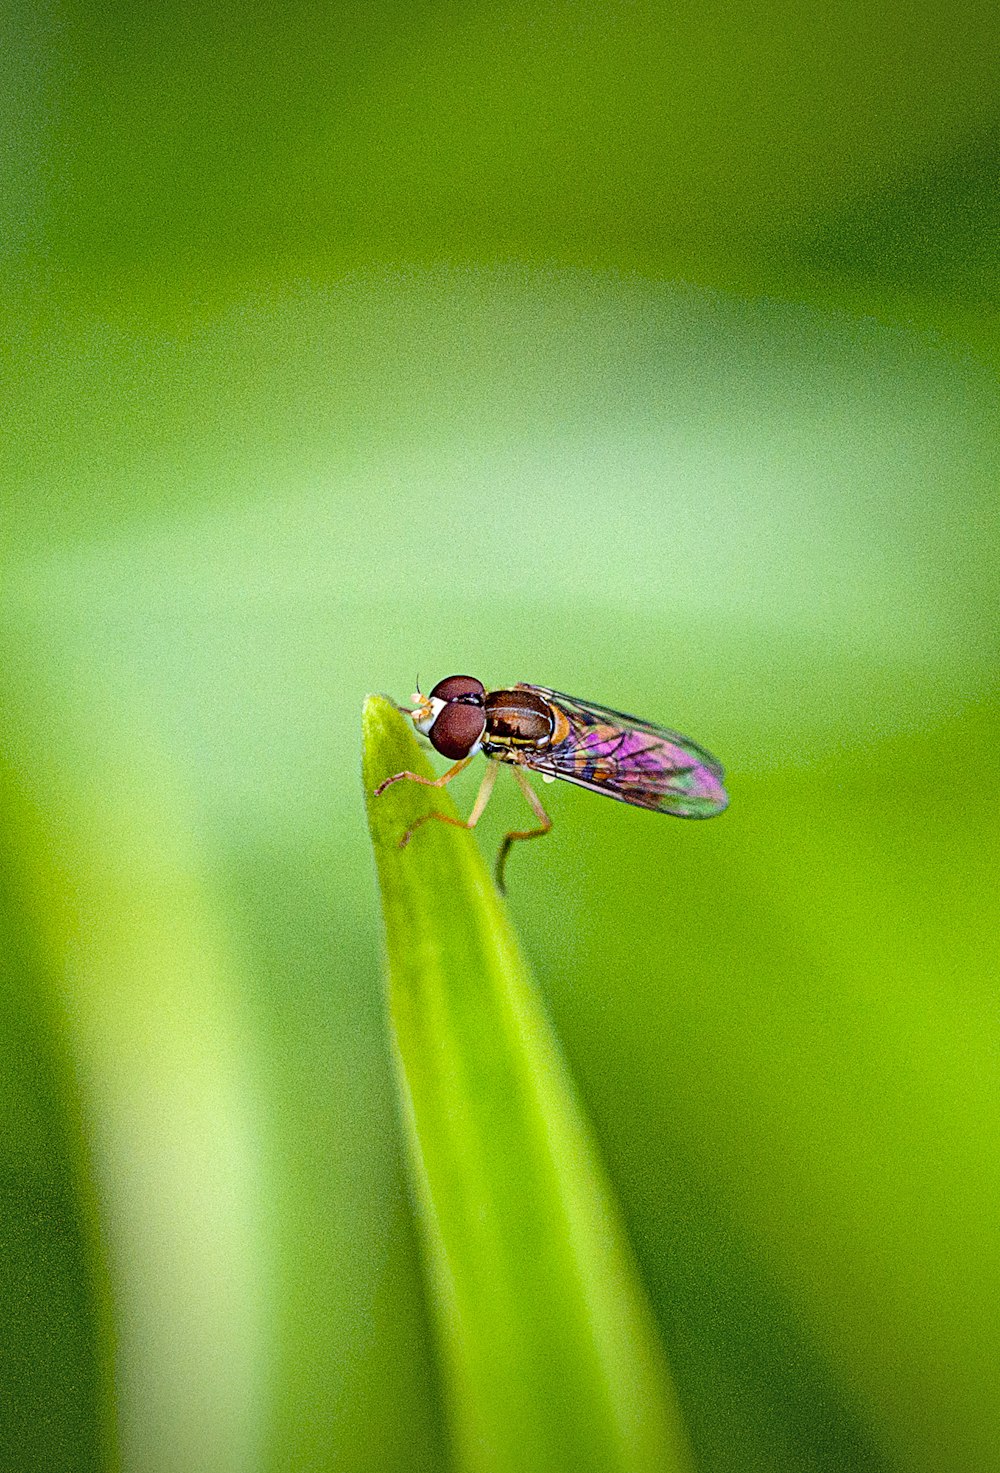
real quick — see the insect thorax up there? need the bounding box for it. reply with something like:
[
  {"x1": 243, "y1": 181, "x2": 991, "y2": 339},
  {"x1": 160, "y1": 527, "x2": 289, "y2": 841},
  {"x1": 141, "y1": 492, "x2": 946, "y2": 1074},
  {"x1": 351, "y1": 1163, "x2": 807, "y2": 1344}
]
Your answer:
[{"x1": 483, "y1": 688, "x2": 554, "y2": 750}]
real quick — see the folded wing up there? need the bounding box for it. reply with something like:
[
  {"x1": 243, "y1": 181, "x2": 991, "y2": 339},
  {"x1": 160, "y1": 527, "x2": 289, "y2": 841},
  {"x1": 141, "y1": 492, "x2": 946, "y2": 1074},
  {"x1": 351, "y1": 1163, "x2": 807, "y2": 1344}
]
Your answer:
[{"x1": 513, "y1": 684, "x2": 728, "y2": 818}]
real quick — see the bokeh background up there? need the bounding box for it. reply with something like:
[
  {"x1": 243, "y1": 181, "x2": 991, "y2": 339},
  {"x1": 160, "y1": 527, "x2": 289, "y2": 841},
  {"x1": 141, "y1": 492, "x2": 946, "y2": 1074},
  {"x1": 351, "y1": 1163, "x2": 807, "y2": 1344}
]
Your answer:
[{"x1": 2, "y1": 2, "x2": 999, "y2": 1470}]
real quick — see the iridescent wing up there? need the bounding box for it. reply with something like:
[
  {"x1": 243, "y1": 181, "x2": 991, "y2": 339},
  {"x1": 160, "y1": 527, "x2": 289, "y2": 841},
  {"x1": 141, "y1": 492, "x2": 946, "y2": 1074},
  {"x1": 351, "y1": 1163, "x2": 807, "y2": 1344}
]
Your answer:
[{"x1": 511, "y1": 684, "x2": 728, "y2": 818}]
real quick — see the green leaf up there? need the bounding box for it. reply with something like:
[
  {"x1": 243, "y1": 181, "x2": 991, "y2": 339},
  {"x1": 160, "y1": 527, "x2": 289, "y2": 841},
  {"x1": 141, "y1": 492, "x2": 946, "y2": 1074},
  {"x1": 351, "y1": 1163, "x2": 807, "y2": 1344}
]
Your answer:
[{"x1": 363, "y1": 695, "x2": 695, "y2": 1473}]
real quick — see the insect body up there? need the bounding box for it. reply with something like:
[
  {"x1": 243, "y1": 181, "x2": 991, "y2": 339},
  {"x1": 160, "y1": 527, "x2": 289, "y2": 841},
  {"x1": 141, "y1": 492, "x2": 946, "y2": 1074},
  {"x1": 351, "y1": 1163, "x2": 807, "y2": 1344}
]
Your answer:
[{"x1": 374, "y1": 676, "x2": 727, "y2": 891}]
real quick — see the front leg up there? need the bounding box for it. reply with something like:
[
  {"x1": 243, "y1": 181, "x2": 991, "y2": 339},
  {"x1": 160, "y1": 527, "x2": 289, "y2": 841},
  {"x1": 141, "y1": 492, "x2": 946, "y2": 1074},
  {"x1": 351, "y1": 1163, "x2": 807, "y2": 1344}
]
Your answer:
[
  {"x1": 373, "y1": 755, "x2": 472, "y2": 799},
  {"x1": 399, "y1": 761, "x2": 499, "y2": 849}
]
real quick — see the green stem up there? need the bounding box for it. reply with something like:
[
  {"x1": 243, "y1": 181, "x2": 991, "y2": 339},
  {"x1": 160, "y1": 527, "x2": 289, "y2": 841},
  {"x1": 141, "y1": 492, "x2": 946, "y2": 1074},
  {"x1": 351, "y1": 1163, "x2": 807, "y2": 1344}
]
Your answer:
[{"x1": 363, "y1": 695, "x2": 694, "y2": 1473}]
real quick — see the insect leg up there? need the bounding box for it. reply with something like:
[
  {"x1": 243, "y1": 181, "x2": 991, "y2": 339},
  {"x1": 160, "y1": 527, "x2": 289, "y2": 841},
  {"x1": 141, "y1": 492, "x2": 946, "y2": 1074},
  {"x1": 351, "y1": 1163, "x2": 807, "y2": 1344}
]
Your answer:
[
  {"x1": 495, "y1": 766, "x2": 553, "y2": 893},
  {"x1": 373, "y1": 755, "x2": 472, "y2": 799},
  {"x1": 399, "y1": 759, "x2": 499, "y2": 849}
]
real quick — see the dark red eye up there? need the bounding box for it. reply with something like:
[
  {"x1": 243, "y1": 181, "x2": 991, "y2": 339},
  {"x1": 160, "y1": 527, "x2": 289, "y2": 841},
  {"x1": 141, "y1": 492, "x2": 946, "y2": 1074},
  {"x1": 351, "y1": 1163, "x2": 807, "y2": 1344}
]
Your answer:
[
  {"x1": 429, "y1": 675, "x2": 485, "y2": 703},
  {"x1": 429, "y1": 702, "x2": 487, "y2": 759}
]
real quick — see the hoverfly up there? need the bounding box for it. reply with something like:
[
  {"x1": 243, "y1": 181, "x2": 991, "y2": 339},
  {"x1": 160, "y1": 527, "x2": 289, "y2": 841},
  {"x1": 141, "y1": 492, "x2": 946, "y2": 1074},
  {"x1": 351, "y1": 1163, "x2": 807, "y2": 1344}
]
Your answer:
[{"x1": 374, "y1": 676, "x2": 728, "y2": 891}]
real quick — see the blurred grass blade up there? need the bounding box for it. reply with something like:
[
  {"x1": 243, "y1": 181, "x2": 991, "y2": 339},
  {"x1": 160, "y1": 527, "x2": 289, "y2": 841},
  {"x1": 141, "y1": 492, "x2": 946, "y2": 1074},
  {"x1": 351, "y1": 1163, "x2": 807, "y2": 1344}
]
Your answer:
[{"x1": 363, "y1": 695, "x2": 694, "y2": 1473}]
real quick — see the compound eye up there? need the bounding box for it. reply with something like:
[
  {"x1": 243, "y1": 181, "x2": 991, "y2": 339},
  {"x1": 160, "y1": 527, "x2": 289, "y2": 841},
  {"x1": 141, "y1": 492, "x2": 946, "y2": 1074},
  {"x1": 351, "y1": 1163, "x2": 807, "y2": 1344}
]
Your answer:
[
  {"x1": 429, "y1": 701, "x2": 486, "y2": 759},
  {"x1": 429, "y1": 674, "x2": 486, "y2": 703}
]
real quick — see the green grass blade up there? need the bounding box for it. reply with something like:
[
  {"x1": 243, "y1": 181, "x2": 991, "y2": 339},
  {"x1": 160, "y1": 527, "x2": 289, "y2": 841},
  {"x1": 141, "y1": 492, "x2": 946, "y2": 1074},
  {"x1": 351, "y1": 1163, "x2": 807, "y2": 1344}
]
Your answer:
[{"x1": 363, "y1": 695, "x2": 694, "y2": 1473}]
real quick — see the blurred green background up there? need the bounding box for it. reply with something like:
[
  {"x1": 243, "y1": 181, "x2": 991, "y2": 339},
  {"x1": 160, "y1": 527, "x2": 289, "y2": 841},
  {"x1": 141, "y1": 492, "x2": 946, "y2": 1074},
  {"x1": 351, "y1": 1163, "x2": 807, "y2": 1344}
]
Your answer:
[{"x1": 2, "y1": 1, "x2": 998, "y2": 1470}]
